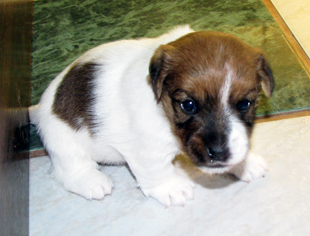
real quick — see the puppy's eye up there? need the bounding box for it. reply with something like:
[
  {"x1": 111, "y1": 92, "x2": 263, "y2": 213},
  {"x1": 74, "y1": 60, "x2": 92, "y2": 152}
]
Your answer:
[
  {"x1": 236, "y1": 100, "x2": 251, "y2": 113},
  {"x1": 180, "y1": 100, "x2": 197, "y2": 114}
]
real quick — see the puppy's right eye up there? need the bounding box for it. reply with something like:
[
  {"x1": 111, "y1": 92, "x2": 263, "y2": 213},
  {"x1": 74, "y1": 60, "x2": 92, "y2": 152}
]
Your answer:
[
  {"x1": 180, "y1": 100, "x2": 197, "y2": 114},
  {"x1": 236, "y1": 99, "x2": 251, "y2": 113}
]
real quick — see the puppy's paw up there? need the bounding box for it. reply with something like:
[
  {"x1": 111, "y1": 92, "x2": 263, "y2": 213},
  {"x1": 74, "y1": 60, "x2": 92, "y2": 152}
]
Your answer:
[
  {"x1": 63, "y1": 169, "x2": 113, "y2": 200},
  {"x1": 141, "y1": 174, "x2": 195, "y2": 207},
  {"x1": 229, "y1": 153, "x2": 268, "y2": 182}
]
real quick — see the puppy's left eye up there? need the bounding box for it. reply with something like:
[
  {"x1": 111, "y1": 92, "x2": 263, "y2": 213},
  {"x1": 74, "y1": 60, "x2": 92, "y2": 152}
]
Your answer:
[
  {"x1": 236, "y1": 100, "x2": 251, "y2": 113},
  {"x1": 180, "y1": 99, "x2": 197, "y2": 114}
]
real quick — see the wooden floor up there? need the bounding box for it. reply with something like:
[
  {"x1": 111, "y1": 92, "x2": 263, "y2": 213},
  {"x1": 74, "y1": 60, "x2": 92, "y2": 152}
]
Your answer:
[{"x1": 0, "y1": 1, "x2": 32, "y2": 235}]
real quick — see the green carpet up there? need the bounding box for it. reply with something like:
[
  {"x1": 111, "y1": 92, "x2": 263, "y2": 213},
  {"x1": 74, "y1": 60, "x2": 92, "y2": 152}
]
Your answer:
[{"x1": 30, "y1": 0, "x2": 310, "y2": 150}]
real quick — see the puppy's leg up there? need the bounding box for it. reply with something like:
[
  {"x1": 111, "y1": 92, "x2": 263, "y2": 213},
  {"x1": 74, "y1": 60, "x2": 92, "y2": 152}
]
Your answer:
[
  {"x1": 42, "y1": 122, "x2": 113, "y2": 200},
  {"x1": 229, "y1": 152, "x2": 268, "y2": 182},
  {"x1": 51, "y1": 150, "x2": 113, "y2": 200},
  {"x1": 125, "y1": 153, "x2": 195, "y2": 207}
]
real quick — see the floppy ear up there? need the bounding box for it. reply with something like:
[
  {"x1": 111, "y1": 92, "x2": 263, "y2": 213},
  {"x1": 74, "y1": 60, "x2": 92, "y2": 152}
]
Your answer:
[
  {"x1": 148, "y1": 45, "x2": 175, "y2": 102},
  {"x1": 257, "y1": 55, "x2": 274, "y2": 97}
]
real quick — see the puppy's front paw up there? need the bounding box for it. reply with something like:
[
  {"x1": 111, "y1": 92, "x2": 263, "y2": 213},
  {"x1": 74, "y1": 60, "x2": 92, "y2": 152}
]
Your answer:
[
  {"x1": 63, "y1": 169, "x2": 113, "y2": 200},
  {"x1": 141, "y1": 174, "x2": 195, "y2": 207},
  {"x1": 229, "y1": 153, "x2": 268, "y2": 182}
]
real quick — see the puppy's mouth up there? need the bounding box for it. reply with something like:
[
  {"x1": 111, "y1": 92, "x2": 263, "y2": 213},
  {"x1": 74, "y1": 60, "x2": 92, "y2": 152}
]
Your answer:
[
  {"x1": 198, "y1": 162, "x2": 233, "y2": 174},
  {"x1": 206, "y1": 163, "x2": 229, "y2": 168},
  {"x1": 192, "y1": 153, "x2": 234, "y2": 173},
  {"x1": 203, "y1": 159, "x2": 234, "y2": 169}
]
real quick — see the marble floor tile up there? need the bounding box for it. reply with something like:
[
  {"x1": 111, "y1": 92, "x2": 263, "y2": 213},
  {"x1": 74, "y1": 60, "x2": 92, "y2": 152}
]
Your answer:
[{"x1": 31, "y1": 0, "x2": 310, "y2": 115}]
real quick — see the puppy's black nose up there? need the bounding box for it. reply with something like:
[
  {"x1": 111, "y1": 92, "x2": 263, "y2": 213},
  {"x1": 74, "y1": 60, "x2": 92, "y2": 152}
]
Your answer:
[{"x1": 207, "y1": 146, "x2": 229, "y2": 162}]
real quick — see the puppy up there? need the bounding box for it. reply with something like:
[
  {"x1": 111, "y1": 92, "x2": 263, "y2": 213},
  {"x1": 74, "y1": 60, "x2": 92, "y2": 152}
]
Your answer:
[{"x1": 30, "y1": 26, "x2": 274, "y2": 207}]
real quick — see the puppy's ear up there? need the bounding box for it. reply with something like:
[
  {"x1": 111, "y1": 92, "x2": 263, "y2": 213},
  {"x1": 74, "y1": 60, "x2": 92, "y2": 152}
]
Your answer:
[
  {"x1": 257, "y1": 55, "x2": 274, "y2": 97},
  {"x1": 149, "y1": 45, "x2": 175, "y2": 102}
]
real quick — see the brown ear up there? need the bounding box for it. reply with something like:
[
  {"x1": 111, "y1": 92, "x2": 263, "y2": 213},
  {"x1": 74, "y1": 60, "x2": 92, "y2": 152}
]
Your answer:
[
  {"x1": 257, "y1": 55, "x2": 274, "y2": 97},
  {"x1": 149, "y1": 45, "x2": 175, "y2": 102}
]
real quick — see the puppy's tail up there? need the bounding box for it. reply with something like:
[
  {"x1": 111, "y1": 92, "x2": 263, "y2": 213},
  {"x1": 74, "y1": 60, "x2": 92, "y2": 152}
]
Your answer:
[{"x1": 28, "y1": 104, "x2": 40, "y2": 125}]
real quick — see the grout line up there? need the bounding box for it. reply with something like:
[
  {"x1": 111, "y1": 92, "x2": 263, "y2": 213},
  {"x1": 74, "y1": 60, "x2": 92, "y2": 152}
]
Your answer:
[
  {"x1": 255, "y1": 108, "x2": 310, "y2": 123},
  {"x1": 29, "y1": 149, "x2": 48, "y2": 158}
]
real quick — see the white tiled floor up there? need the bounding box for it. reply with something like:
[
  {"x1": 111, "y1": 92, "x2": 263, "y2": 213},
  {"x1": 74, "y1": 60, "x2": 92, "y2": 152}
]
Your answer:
[
  {"x1": 30, "y1": 116, "x2": 310, "y2": 235},
  {"x1": 30, "y1": 2, "x2": 310, "y2": 235}
]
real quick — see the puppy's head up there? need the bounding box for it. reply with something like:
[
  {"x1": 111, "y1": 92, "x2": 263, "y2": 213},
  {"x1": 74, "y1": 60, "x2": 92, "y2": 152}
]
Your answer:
[{"x1": 149, "y1": 31, "x2": 274, "y2": 173}]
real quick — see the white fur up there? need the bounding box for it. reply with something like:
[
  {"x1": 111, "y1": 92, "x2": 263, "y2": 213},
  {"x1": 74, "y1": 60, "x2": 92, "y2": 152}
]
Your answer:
[
  {"x1": 32, "y1": 26, "x2": 196, "y2": 207},
  {"x1": 220, "y1": 63, "x2": 234, "y2": 110},
  {"x1": 31, "y1": 26, "x2": 267, "y2": 207},
  {"x1": 229, "y1": 152, "x2": 268, "y2": 182}
]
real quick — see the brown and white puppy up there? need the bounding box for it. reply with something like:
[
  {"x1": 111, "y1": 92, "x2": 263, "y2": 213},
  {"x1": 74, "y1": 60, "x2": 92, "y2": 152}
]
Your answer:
[{"x1": 30, "y1": 26, "x2": 273, "y2": 207}]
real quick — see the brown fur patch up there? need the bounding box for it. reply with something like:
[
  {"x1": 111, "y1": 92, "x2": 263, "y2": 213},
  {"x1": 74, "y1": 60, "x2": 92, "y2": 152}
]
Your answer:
[
  {"x1": 149, "y1": 31, "x2": 274, "y2": 165},
  {"x1": 52, "y1": 62, "x2": 99, "y2": 133}
]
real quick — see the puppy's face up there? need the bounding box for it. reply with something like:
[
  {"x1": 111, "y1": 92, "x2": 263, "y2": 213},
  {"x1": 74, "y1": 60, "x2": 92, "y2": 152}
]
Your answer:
[{"x1": 149, "y1": 31, "x2": 274, "y2": 173}]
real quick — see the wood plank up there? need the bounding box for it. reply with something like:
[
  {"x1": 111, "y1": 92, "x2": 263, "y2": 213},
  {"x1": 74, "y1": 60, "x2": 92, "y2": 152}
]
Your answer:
[{"x1": 0, "y1": 1, "x2": 32, "y2": 235}]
